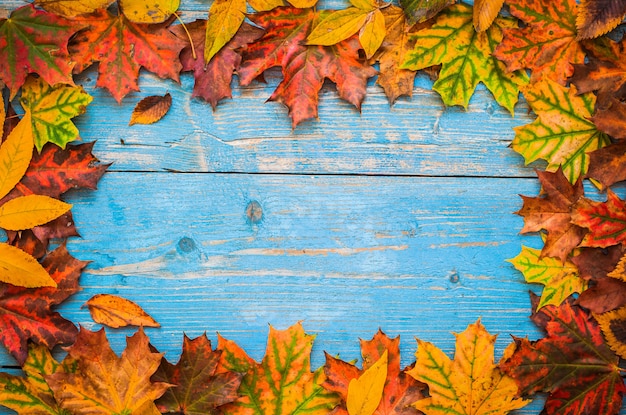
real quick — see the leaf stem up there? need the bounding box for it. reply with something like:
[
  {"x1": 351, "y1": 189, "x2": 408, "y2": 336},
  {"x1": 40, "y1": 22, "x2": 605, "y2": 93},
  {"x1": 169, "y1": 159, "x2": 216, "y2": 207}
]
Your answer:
[{"x1": 173, "y1": 12, "x2": 197, "y2": 60}]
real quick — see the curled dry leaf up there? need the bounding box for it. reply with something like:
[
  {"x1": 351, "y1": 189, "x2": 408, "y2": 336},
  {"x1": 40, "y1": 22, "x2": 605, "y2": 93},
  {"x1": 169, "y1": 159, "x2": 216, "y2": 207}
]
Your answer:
[
  {"x1": 84, "y1": 293, "x2": 160, "y2": 328},
  {"x1": 129, "y1": 93, "x2": 172, "y2": 126}
]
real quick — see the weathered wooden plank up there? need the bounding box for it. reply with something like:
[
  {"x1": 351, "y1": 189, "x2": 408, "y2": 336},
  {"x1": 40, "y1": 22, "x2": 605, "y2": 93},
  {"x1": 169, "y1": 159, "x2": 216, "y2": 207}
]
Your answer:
[{"x1": 74, "y1": 70, "x2": 537, "y2": 176}]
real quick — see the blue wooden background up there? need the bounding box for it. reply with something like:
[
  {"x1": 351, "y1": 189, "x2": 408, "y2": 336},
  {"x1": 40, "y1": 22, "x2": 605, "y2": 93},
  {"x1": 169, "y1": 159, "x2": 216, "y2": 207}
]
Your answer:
[{"x1": 2, "y1": 1, "x2": 625, "y2": 413}]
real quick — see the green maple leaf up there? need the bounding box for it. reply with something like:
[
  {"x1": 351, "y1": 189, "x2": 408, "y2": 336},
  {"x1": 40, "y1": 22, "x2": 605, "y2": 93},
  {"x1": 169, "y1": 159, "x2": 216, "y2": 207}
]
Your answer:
[
  {"x1": 0, "y1": 4, "x2": 79, "y2": 99},
  {"x1": 20, "y1": 76, "x2": 92, "y2": 152},
  {"x1": 508, "y1": 246, "x2": 585, "y2": 310},
  {"x1": 512, "y1": 79, "x2": 611, "y2": 183},
  {"x1": 402, "y1": 3, "x2": 528, "y2": 114}
]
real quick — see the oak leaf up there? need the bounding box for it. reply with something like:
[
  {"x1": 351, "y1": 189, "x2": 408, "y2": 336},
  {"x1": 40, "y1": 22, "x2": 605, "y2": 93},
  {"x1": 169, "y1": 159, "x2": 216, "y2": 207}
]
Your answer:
[
  {"x1": 402, "y1": 4, "x2": 528, "y2": 114},
  {"x1": 500, "y1": 294, "x2": 626, "y2": 415},
  {"x1": 35, "y1": 0, "x2": 115, "y2": 18},
  {"x1": 516, "y1": 169, "x2": 587, "y2": 262},
  {"x1": 152, "y1": 333, "x2": 243, "y2": 414},
  {"x1": 119, "y1": 0, "x2": 180, "y2": 23},
  {"x1": 20, "y1": 76, "x2": 92, "y2": 151},
  {"x1": 398, "y1": 0, "x2": 454, "y2": 25},
  {"x1": 407, "y1": 320, "x2": 528, "y2": 415},
  {"x1": 572, "y1": 189, "x2": 626, "y2": 248},
  {"x1": 47, "y1": 327, "x2": 170, "y2": 415},
  {"x1": 372, "y1": 6, "x2": 419, "y2": 104},
  {"x1": 173, "y1": 21, "x2": 263, "y2": 110},
  {"x1": 238, "y1": 7, "x2": 377, "y2": 127},
  {"x1": 577, "y1": 0, "x2": 626, "y2": 40},
  {"x1": 129, "y1": 93, "x2": 172, "y2": 126},
  {"x1": 493, "y1": 0, "x2": 584, "y2": 84},
  {"x1": 0, "y1": 343, "x2": 73, "y2": 414},
  {"x1": 217, "y1": 323, "x2": 340, "y2": 415},
  {"x1": 323, "y1": 330, "x2": 425, "y2": 415},
  {"x1": 0, "y1": 5, "x2": 79, "y2": 98},
  {"x1": 0, "y1": 245, "x2": 82, "y2": 364},
  {"x1": 68, "y1": 9, "x2": 185, "y2": 103},
  {"x1": 512, "y1": 79, "x2": 610, "y2": 184},
  {"x1": 508, "y1": 245, "x2": 585, "y2": 310},
  {"x1": 84, "y1": 294, "x2": 160, "y2": 328},
  {"x1": 204, "y1": 0, "x2": 246, "y2": 63},
  {"x1": 587, "y1": 141, "x2": 626, "y2": 189}
]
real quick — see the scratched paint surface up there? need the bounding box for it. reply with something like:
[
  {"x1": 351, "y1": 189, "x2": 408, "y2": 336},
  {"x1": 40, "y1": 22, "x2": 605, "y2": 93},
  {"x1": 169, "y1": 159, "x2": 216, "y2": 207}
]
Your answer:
[{"x1": 2, "y1": 0, "x2": 626, "y2": 413}]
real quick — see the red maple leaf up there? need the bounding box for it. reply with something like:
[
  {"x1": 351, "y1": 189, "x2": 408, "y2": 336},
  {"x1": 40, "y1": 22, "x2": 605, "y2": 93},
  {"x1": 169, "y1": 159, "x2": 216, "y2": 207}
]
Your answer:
[
  {"x1": 239, "y1": 7, "x2": 377, "y2": 127},
  {"x1": 1, "y1": 142, "x2": 108, "y2": 257},
  {"x1": 500, "y1": 294, "x2": 626, "y2": 415},
  {"x1": 493, "y1": 0, "x2": 584, "y2": 84},
  {"x1": 152, "y1": 333, "x2": 243, "y2": 414},
  {"x1": 573, "y1": 189, "x2": 626, "y2": 248},
  {"x1": 516, "y1": 169, "x2": 587, "y2": 262},
  {"x1": 0, "y1": 5, "x2": 79, "y2": 98},
  {"x1": 172, "y1": 20, "x2": 263, "y2": 110},
  {"x1": 68, "y1": 9, "x2": 185, "y2": 103},
  {"x1": 0, "y1": 245, "x2": 83, "y2": 365},
  {"x1": 323, "y1": 330, "x2": 425, "y2": 415}
]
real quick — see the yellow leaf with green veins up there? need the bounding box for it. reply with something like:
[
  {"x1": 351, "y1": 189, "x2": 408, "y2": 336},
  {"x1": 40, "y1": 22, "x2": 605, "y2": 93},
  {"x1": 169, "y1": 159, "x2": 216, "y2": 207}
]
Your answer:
[
  {"x1": 0, "y1": 243, "x2": 56, "y2": 288},
  {"x1": 403, "y1": 3, "x2": 528, "y2": 114},
  {"x1": 20, "y1": 77, "x2": 92, "y2": 152},
  {"x1": 307, "y1": 8, "x2": 371, "y2": 46},
  {"x1": 0, "y1": 195, "x2": 72, "y2": 231},
  {"x1": 512, "y1": 80, "x2": 611, "y2": 183},
  {"x1": 0, "y1": 111, "x2": 33, "y2": 200},
  {"x1": 408, "y1": 320, "x2": 528, "y2": 415},
  {"x1": 508, "y1": 246, "x2": 585, "y2": 310},
  {"x1": 359, "y1": 9, "x2": 385, "y2": 59},
  {"x1": 219, "y1": 323, "x2": 340, "y2": 415},
  {"x1": 0, "y1": 343, "x2": 70, "y2": 414},
  {"x1": 346, "y1": 350, "x2": 387, "y2": 415},
  {"x1": 205, "y1": 0, "x2": 247, "y2": 63}
]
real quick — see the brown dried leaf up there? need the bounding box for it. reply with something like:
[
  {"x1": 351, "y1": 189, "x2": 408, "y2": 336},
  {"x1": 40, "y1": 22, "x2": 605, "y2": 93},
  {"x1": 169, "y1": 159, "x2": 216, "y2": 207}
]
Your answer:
[
  {"x1": 84, "y1": 294, "x2": 160, "y2": 328},
  {"x1": 129, "y1": 93, "x2": 172, "y2": 126},
  {"x1": 576, "y1": 0, "x2": 626, "y2": 40}
]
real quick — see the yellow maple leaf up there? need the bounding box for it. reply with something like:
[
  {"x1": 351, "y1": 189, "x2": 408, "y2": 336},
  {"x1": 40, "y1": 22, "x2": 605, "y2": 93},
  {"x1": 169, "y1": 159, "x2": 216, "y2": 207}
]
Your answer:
[{"x1": 408, "y1": 320, "x2": 528, "y2": 415}]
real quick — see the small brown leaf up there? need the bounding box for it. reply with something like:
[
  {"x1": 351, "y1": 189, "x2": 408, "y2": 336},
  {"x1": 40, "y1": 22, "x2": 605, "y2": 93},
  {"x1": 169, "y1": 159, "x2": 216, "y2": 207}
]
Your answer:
[
  {"x1": 129, "y1": 93, "x2": 172, "y2": 126},
  {"x1": 84, "y1": 294, "x2": 160, "y2": 328}
]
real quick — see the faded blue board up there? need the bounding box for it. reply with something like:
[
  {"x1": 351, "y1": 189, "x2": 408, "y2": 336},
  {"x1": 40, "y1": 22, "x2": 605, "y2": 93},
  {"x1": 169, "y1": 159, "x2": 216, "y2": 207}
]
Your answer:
[{"x1": 1, "y1": 0, "x2": 625, "y2": 413}]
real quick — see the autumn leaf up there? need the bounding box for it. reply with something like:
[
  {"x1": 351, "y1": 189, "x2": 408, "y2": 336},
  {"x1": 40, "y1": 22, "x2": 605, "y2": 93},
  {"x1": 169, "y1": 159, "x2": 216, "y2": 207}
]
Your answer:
[
  {"x1": 592, "y1": 99, "x2": 626, "y2": 140},
  {"x1": 0, "y1": 243, "x2": 56, "y2": 288},
  {"x1": 0, "y1": 5, "x2": 80, "y2": 98},
  {"x1": 247, "y1": 0, "x2": 287, "y2": 12},
  {"x1": 473, "y1": 0, "x2": 504, "y2": 32},
  {"x1": 204, "y1": 0, "x2": 246, "y2": 63},
  {"x1": 152, "y1": 333, "x2": 243, "y2": 414},
  {"x1": 347, "y1": 350, "x2": 387, "y2": 415},
  {"x1": 173, "y1": 21, "x2": 262, "y2": 110},
  {"x1": 572, "y1": 189, "x2": 626, "y2": 248},
  {"x1": 35, "y1": 0, "x2": 115, "y2": 18},
  {"x1": 120, "y1": 0, "x2": 180, "y2": 23},
  {"x1": 84, "y1": 293, "x2": 160, "y2": 328},
  {"x1": 595, "y1": 305, "x2": 626, "y2": 359},
  {"x1": 576, "y1": 0, "x2": 626, "y2": 40},
  {"x1": 218, "y1": 323, "x2": 340, "y2": 415},
  {"x1": 587, "y1": 141, "x2": 626, "y2": 189},
  {"x1": 239, "y1": 7, "x2": 377, "y2": 127},
  {"x1": 493, "y1": 0, "x2": 583, "y2": 84},
  {"x1": 570, "y1": 38, "x2": 626, "y2": 110},
  {"x1": 398, "y1": 0, "x2": 454, "y2": 25},
  {"x1": 407, "y1": 320, "x2": 528, "y2": 415},
  {"x1": 500, "y1": 294, "x2": 626, "y2": 415},
  {"x1": 129, "y1": 93, "x2": 172, "y2": 125},
  {"x1": 0, "y1": 110, "x2": 33, "y2": 200},
  {"x1": 323, "y1": 330, "x2": 425, "y2": 415},
  {"x1": 372, "y1": 6, "x2": 419, "y2": 104},
  {"x1": 512, "y1": 79, "x2": 610, "y2": 184},
  {"x1": 0, "y1": 343, "x2": 72, "y2": 414},
  {"x1": 508, "y1": 245, "x2": 585, "y2": 310},
  {"x1": 402, "y1": 4, "x2": 528, "y2": 114},
  {"x1": 69, "y1": 9, "x2": 185, "y2": 103},
  {"x1": 577, "y1": 277, "x2": 626, "y2": 314},
  {"x1": 47, "y1": 327, "x2": 171, "y2": 414},
  {"x1": 0, "y1": 194, "x2": 72, "y2": 231},
  {"x1": 20, "y1": 76, "x2": 92, "y2": 151},
  {"x1": 0, "y1": 245, "x2": 82, "y2": 364}
]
